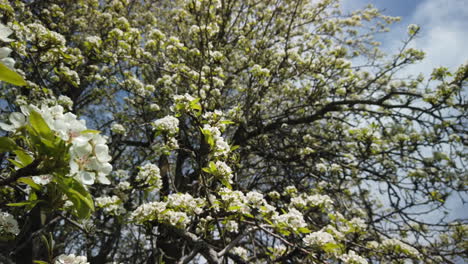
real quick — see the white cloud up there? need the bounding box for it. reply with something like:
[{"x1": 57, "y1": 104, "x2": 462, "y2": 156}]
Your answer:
[
  {"x1": 342, "y1": 0, "x2": 467, "y2": 75},
  {"x1": 341, "y1": 0, "x2": 468, "y2": 222},
  {"x1": 401, "y1": 0, "x2": 468, "y2": 76},
  {"x1": 383, "y1": 0, "x2": 468, "y2": 222}
]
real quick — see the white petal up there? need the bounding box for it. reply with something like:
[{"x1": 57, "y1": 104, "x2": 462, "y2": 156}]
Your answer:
[
  {"x1": 87, "y1": 157, "x2": 100, "y2": 171},
  {"x1": 0, "y1": 24, "x2": 13, "y2": 42},
  {"x1": 0, "y1": 122, "x2": 14, "y2": 131},
  {"x1": 79, "y1": 171, "x2": 95, "y2": 185},
  {"x1": 73, "y1": 135, "x2": 92, "y2": 147},
  {"x1": 0, "y1": 47, "x2": 12, "y2": 59},
  {"x1": 20, "y1": 105, "x2": 30, "y2": 116},
  {"x1": 69, "y1": 160, "x2": 79, "y2": 173},
  {"x1": 9, "y1": 112, "x2": 25, "y2": 128},
  {"x1": 100, "y1": 163, "x2": 112, "y2": 174},
  {"x1": 97, "y1": 173, "x2": 111, "y2": 185},
  {"x1": 1, "y1": 57, "x2": 15, "y2": 69},
  {"x1": 95, "y1": 144, "x2": 111, "y2": 162},
  {"x1": 71, "y1": 143, "x2": 92, "y2": 157}
]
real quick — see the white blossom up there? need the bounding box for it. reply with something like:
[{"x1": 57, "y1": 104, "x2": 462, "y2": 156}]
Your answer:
[
  {"x1": 136, "y1": 163, "x2": 162, "y2": 189},
  {"x1": 0, "y1": 47, "x2": 15, "y2": 68},
  {"x1": 58, "y1": 95, "x2": 74, "y2": 109},
  {"x1": 273, "y1": 208, "x2": 307, "y2": 231},
  {"x1": 153, "y1": 115, "x2": 179, "y2": 134},
  {"x1": 55, "y1": 254, "x2": 89, "y2": 264},
  {"x1": 85, "y1": 35, "x2": 102, "y2": 46},
  {"x1": 340, "y1": 250, "x2": 368, "y2": 264},
  {"x1": 225, "y1": 220, "x2": 239, "y2": 233},
  {"x1": 0, "y1": 23, "x2": 13, "y2": 42},
  {"x1": 0, "y1": 105, "x2": 112, "y2": 185},
  {"x1": 202, "y1": 124, "x2": 230, "y2": 156},
  {"x1": 214, "y1": 161, "x2": 233, "y2": 183},
  {"x1": 32, "y1": 174, "x2": 52, "y2": 185},
  {"x1": 111, "y1": 123, "x2": 126, "y2": 135},
  {"x1": 381, "y1": 238, "x2": 420, "y2": 258},
  {"x1": 231, "y1": 247, "x2": 248, "y2": 260},
  {"x1": 95, "y1": 195, "x2": 125, "y2": 215},
  {"x1": 303, "y1": 230, "x2": 335, "y2": 246},
  {"x1": 0, "y1": 112, "x2": 26, "y2": 131},
  {"x1": 166, "y1": 193, "x2": 206, "y2": 215},
  {"x1": 0, "y1": 211, "x2": 20, "y2": 236}
]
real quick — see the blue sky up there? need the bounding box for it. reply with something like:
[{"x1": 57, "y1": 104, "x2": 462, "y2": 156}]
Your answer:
[
  {"x1": 343, "y1": 0, "x2": 468, "y2": 223},
  {"x1": 344, "y1": 0, "x2": 468, "y2": 76},
  {"x1": 352, "y1": 0, "x2": 420, "y2": 17}
]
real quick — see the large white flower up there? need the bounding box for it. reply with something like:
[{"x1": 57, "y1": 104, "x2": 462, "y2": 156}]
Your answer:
[
  {"x1": 69, "y1": 133, "x2": 112, "y2": 185},
  {"x1": 8, "y1": 104, "x2": 113, "y2": 185}
]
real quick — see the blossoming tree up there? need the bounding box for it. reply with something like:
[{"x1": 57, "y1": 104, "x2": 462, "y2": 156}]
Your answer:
[{"x1": 0, "y1": 0, "x2": 466, "y2": 263}]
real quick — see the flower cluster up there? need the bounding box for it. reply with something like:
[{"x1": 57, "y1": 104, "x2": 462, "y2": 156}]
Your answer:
[
  {"x1": 54, "y1": 254, "x2": 89, "y2": 264},
  {"x1": 214, "y1": 161, "x2": 233, "y2": 184},
  {"x1": 290, "y1": 193, "x2": 334, "y2": 209},
  {"x1": 202, "y1": 124, "x2": 230, "y2": 157},
  {"x1": 111, "y1": 123, "x2": 126, "y2": 135},
  {"x1": 95, "y1": 195, "x2": 125, "y2": 215},
  {"x1": 0, "y1": 104, "x2": 112, "y2": 185},
  {"x1": 340, "y1": 250, "x2": 368, "y2": 264},
  {"x1": 218, "y1": 188, "x2": 275, "y2": 215},
  {"x1": 69, "y1": 131, "x2": 112, "y2": 185},
  {"x1": 380, "y1": 238, "x2": 421, "y2": 258},
  {"x1": 303, "y1": 230, "x2": 335, "y2": 247},
  {"x1": 231, "y1": 247, "x2": 248, "y2": 260},
  {"x1": 173, "y1": 93, "x2": 198, "y2": 114},
  {"x1": 0, "y1": 211, "x2": 20, "y2": 237},
  {"x1": 218, "y1": 188, "x2": 251, "y2": 214},
  {"x1": 225, "y1": 220, "x2": 239, "y2": 233},
  {"x1": 135, "y1": 163, "x2": 162, "y2": 190},
  {"x1": 166, "y1": 193, "x2": 206, "y2": 215},
  {"x1": 153, "y1": 115, "x2": 179, "y2": 135},
  {"x1": 131, "y1": 193, "x2": 206, "y2": 229},
  {"x1": 272, "y1": 208, "x2": 307, "y2": 232}
]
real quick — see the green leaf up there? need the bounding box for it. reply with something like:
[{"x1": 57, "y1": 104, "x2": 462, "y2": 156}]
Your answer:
[
  {"x1": 230, "y1": 145, "x2": 240, "y2": 151},
  {"x1": 201, "y1": 167, "x2": 212, "y2": 173},
  {"x1": 8, "y1": 158, "x2": 25, "y2": 168},
  {"x1": 33, "y1": 261, "x2": 49, "y2": 264},
  {"x1": 278, "y1": 229, "x2": 291, "y2": 236},
  {"x1": 7, "y1": 199, "x2": 44, "y2": 207},
  {"x1": 55, "y1": 176, "x2": 94, "y2": 219},
  {"x1": 0, "y1": 62, "x2": 27, "y2": 86},
  {"x1": 0, "y1": 137, "x2": 17, "y2": 152},
  {"x1": 209, "y1": 161, "x2": 217, "y2": 172},
  {"x1": 244, "y1": 213, "x2": 254, "y2": 218},
  {"x1": 29, "y1": 111, "x2": 53, "y2": 139},
  {"x1": 322, "y1": 242, "x2": 341, "y2": 253},
  {"x1": 228, "y1": 206, "x2": 241, "y2": 211},
  {"x1": 80, "y1": 129, "x2": 100, "y2": 134},
  {"x1": 17, "y1": 177, "x2": 42, "y2": 191},
  {"x1": 13, "y1": 150, "x2": 33, "y2": 167},
  {"x1": 297, "y1": 227, "x2": 311, "y2": 234},
  {"x1": 220, "y1": 120, "x2": 235, "y2": 125},
  {"x1": 220, "y1": 178, "x2": 232, "y2": 189}
]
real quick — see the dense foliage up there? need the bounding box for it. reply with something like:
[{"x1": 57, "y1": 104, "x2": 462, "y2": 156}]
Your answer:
[{"x1": 0, "y1": 0, "x2": 466, "y2": 263}]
